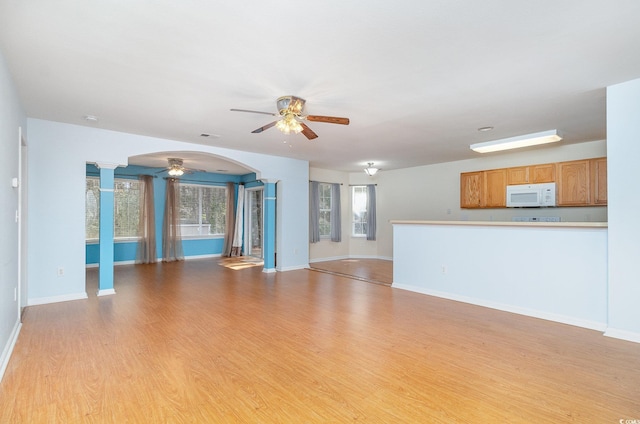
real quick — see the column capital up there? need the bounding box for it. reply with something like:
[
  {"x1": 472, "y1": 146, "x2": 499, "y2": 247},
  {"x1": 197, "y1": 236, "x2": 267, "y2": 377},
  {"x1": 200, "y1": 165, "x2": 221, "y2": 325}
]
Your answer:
[{"x1": 94, "y1": 162, "x2": 119, "y2": 170}]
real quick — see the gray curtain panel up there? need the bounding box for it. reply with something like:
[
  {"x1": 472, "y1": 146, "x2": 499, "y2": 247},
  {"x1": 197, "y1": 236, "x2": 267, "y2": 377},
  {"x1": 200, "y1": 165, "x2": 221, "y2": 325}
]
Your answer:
[
  {"x1": 330, "y1": 183, "x2": 341, "y2": 242},
  {"x1": 366, "y1": 184, "x2": 376, "y2": 241},
  {"x1": 309, "y1": 181, "x2": 320, "y2": 243}
]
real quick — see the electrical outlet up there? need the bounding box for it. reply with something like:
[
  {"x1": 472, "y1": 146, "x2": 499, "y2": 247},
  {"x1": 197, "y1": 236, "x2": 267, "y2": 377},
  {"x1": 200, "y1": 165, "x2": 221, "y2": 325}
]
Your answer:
[
  {"x1": 57, "y1": 267, "x2": 64, "y2": 277},
  {"x1": 441, "y1": 265, "x2": 447, "y2": 274},
  {"x1": 14, "y1": 287, "x2": 17, "y2": 301}
]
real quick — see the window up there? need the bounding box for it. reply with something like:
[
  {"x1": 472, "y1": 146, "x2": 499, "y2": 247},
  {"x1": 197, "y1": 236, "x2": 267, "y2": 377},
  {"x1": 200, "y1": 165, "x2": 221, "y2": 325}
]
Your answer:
[
  {"x1": 178, "y1": 184, "x2": 227, "y2": 237},
  {"x1": 352, "y1": 185, "x2": 368, "y2": 236},
  {"x1": 85, "y1": 178, "x2": 100, "y2": 240},
  {"x1": 85, "y1": 177, "x2": 141, "y2": 240},
  {"x1": 318, "y1": 183, "x2": 332, "y2": 237}
]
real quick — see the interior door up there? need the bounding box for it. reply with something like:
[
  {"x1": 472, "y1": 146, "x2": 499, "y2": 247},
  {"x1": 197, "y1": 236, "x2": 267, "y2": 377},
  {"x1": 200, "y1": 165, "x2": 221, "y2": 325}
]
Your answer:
[{"x1": 245, "y1": 188, "x2": 263, "y2": 259}]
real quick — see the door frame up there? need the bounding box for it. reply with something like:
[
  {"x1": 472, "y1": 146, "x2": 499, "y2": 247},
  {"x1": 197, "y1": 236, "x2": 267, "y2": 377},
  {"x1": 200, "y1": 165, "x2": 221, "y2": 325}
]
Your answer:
[{"x1": 244, "y1": 186, "x2": 264, "y2": 259}]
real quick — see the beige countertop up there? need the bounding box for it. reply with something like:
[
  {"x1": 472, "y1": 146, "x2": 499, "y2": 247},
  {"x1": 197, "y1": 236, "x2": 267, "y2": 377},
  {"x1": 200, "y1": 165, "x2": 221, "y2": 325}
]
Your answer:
[{"x1": 390, "y1": 220, "x2": 608, "y2": 228}]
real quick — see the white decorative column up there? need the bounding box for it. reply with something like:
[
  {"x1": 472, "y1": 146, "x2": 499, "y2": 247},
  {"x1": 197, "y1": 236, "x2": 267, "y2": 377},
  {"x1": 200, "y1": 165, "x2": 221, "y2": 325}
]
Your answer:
[{"x1": 96, "y1": 162, "x2": 118, "y2": 296}]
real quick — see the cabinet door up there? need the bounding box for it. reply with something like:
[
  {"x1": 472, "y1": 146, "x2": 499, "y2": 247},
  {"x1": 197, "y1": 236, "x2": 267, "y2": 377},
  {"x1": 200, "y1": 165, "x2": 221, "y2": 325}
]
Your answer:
[
  {"x1": 507, "y1": 167, "x2": 529, "y2": 185},
  {"x1": 484, "y1": 169, "x2": 507, "y2": 207},
  {"x1": 558, "y1": 160, "x2": 590, "y2": 206},
  {"x1": 460, "y1": 171, "x2": 484, "y2": 208},
  {"x1": 530, "y1": 163, "x2": 556, "y2": 183},
  {"x1": 591, "y1": 158, "x2": 607, "y2": 205}
]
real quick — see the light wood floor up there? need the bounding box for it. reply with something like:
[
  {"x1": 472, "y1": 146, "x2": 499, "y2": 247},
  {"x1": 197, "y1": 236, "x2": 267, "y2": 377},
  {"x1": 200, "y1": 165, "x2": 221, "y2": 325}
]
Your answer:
[
  {"x1": 309, "y1": 258, "x2": 392, "y2": 286},
  {"x1": 2, "y1": 259, "x2": 640, "y2": 422}
]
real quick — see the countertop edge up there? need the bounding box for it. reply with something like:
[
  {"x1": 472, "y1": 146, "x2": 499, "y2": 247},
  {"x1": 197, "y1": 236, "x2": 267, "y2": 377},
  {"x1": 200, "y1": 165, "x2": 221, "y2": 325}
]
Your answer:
[{"x1": 389, "y1": 220, "x2": 608, "y2": 228}]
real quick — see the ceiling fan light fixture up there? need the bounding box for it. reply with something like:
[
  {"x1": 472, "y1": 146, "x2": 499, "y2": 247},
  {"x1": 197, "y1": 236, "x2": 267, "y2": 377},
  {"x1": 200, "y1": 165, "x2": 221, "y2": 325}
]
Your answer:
[
  {"x1": 364, "y1": 162, "x2": 379, "y2": 176},
  {"x1": 277, "y1": 95, "x2": 305, "y2": 115},
  {"x1": 167, "y1": 158, "x2": 185, "y2": 176},
  {"x1": 276, "y1": 113, "x2": 303, "y2": 134},
  {"x1": 470, "y1": 129, "x2": 562, "y2": 153}
]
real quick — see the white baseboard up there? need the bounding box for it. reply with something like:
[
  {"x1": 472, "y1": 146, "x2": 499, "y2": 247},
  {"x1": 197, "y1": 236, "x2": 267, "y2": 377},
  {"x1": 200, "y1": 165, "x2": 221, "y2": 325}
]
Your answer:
[
  {"x1": 28, "y1": 291, "x2": 88, "y2": 306},
  {"x1": 185, "y1": 254, "x2": 220, "y2": 261},
  {"x1": 97, "y1": 288, "x2": 116, "y2": 297},
  {"x1": 278, "y1": 264, "x2": 309, "y2": 272},
  {"x1": 604, "y1": 328, "x2": 640, "y2": 344},
  {"x1": 392, "y1": 283, "x2": 608, "y2": 333},
  {"x1": 86, "y1": 253, "x2": 221, "y2": 268},
  {"x1": 0, "y1": 320, "x2": 21, "y2": 383}
]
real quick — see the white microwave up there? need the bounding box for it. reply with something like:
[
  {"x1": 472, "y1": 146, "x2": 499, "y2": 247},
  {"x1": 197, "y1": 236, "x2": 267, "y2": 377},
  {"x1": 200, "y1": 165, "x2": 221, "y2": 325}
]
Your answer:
[{"x1": 506, "y1": 183, "x2": 556, "y2": 207}]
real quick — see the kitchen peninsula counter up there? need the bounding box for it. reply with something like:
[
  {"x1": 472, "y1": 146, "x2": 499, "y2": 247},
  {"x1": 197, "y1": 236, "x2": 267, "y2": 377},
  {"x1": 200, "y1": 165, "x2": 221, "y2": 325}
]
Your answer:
[
  {"x1": 390, "y1": 220, "x2": 607, "y2": 228},
  {"x1": 391, "y1": 220, "x2": 608, "y2": 332}
]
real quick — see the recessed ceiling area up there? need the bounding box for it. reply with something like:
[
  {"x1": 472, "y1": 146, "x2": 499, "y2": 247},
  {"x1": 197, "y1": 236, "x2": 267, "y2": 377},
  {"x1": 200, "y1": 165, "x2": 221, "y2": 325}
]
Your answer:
[
  {"x1": 2, "y1": 1, "x2": 640, "y2": 172},
  {"x1": 128, "y1": 152, "x2": 253, "y2": 176}
]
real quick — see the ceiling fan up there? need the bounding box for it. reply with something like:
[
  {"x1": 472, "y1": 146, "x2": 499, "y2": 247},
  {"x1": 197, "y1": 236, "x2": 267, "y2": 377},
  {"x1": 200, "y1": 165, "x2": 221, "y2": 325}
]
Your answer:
[
  {"x1": 157, "y1": 158, "x2": 202, "y2": 177},
  {"x1": 231, "y1": 95, "x2": 349, "y2": 140}
]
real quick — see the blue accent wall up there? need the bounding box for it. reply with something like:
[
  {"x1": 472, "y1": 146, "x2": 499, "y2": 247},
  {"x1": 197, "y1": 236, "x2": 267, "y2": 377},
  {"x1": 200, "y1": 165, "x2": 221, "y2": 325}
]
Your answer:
[{"x1": 86, "y1": 164, "x2": 259, "y2": 264}]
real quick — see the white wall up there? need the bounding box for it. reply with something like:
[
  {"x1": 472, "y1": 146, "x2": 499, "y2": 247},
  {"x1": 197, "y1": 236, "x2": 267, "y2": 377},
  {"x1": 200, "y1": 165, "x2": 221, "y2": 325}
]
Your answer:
[
  {"x1": 0, "y1": 51, "x2": 26, "y2": 379},
  {"x1": 606, "y1": 78, "x2": 640, "y2": 342},
  {"x1": 26, "y1": 119, "x2": 310, "y2": 303}
]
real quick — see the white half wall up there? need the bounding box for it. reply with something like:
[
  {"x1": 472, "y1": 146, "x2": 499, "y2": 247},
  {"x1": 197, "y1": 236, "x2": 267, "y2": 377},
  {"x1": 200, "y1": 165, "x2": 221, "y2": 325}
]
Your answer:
[{"x1": 392, "y1": 222, "x2": 608, "y2": 331}]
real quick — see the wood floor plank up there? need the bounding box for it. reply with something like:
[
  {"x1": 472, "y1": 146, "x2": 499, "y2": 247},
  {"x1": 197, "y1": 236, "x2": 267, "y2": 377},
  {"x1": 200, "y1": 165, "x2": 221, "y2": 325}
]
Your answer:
[
  {"x1": 1, "y1": 259, "x2": 639, "y2": 422},
  {"x1": 309, "y1": 258, "x2": 393, "y2": 285}
]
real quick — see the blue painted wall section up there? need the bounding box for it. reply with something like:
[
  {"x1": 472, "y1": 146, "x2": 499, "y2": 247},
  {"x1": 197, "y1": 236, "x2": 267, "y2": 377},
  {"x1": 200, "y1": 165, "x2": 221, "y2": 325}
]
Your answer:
[{"x1": 86, "y1": 164, "x2": 256, "y2": 264}]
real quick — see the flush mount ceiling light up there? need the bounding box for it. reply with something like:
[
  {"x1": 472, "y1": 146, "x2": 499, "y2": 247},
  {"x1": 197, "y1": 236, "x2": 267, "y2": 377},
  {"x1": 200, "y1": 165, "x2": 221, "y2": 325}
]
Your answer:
[
  {"x1": 470, "y1": 130, "x2": 562, "y2": 153},
  {"x1": 364, "y1": 162, "x2": 379, "y2": 176}
]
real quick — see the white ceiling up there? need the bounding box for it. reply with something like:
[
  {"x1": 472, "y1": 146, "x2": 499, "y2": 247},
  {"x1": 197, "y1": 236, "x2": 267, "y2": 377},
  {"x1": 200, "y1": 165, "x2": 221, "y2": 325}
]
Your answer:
[{"x1": 2, "y1": 1, "x2": 640, "y2": 174}]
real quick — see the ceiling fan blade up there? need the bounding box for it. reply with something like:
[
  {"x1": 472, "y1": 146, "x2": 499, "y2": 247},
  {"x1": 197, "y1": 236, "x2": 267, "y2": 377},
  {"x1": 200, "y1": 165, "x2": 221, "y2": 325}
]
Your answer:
[
  {"x1": 300, "y1": 123, "x2": 318, "y2": 140},
  {"x1": 230, "y1": 108, "x2": 277, "y2": 116},
  {"x1": 306, "y1": 115, "x2": 350, "y2": 125},
  {"x1": 252, "y1": 121, "x2": 277, "y2": 134}
]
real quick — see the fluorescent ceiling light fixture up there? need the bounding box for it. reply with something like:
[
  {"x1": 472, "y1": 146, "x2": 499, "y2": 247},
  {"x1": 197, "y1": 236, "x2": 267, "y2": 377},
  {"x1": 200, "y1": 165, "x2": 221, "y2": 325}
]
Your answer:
[{"x1": 470, "y1": 130, "x2": 562, "y2": 153}]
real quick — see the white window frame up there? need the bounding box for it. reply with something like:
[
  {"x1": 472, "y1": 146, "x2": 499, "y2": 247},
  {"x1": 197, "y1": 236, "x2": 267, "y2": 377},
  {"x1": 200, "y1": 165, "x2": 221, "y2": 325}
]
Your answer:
[
  {"x1": 318, "y1": 182, "x2": 332, "y2": 238},
  {"x1": 178, "y1": 183, "x2": 227, "y2": 239},
  {"x1": 85, "y1": 176, "x2": 141, "y2": 243},
  {"x1": 351, "y1": 185, "x2": 368, "y2": 237}
]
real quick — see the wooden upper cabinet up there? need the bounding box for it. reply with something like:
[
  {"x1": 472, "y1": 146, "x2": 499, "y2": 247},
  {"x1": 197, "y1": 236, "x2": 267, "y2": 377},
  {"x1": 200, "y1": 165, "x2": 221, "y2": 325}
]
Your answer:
[
  {"x1": 558, "y1": 160, "x2": 590, "y2": 206},
  {"x1": 506, "y1": 163, "x2": 555, "y2": 185},
  {"x1": 507, "y1": 167, "x2": 529, "y2": 185},
  {"x1": 461, "y1": 157, "x2": 605, "y2": 209},
  {"x1": 591, "y1": 158, "x2": 607, "y2": 205},
  {"x1": 484, "y1": 169, "x2": 507, "y2": 207},
  {"x1": 460, "y1": 171, "x2": 484, "y2": 208},
  {"x1": 530, "y1": 163, "x2": 556, "y2": 183}
]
